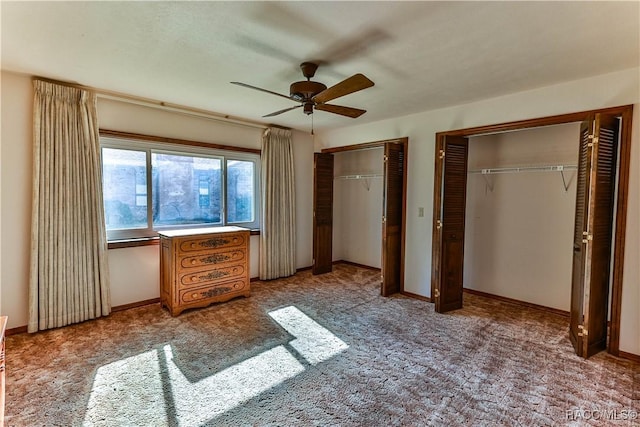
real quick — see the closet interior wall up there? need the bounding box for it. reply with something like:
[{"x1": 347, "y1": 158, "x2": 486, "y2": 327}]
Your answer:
[
  {"x1": 333, "y1": 148, "x2": 384, "y2": 269},
  {"x1": 464, "y1": 123, "x2": 580, "y2": 311}
]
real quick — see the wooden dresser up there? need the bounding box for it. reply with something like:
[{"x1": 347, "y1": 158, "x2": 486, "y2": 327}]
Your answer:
[
  {"x1": 0, "y1": 316, "x2": 7, "y2": 427},
  {"x1": 159, "y1": 227, "x2": 250, "y2": 316}
]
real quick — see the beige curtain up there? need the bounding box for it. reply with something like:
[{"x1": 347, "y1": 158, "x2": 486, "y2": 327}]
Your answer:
[
  {"x1": 28, "y1": 80, "x2": 110, "y2": 333},
  {"x1": 260, "y1": 127, "x2": 296, "y2": 280}
]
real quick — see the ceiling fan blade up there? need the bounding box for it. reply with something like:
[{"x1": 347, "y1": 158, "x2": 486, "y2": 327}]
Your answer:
[
  {"x1": 230, "y1": 82, "x2": 292, "y2": 101},
  {"x1": 263, "y1": 104, "x2": 303, "y2": 117},
  {"x1": 315, "y1": 29, "x2": 390, "y2": 64},
  {"x1": 315, "y1": 103, "x2": 366, "y2": 118},
  {"x1": 312, "y1": 74, "x2": 374, "y2": 104}
]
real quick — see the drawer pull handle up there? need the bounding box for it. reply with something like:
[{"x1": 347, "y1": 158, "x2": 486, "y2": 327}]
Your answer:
[
  {"x1": 191, "y1": 259, "x2": 197, "y2": 265},
  {"x1": 191, "y1": 276, "x2": 197, "y2": 282},
  {"x1": 191, "y1": 243, "x2": 196, "y2": 248}
]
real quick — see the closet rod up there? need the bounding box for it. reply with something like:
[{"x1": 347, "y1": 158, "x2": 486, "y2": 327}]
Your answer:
[
  {"x1": 334, "y1": 173, "x2": 383, "y2": 180},
  {"x1": 469, "y1": 165, "x2": 577, "y2": 175}
]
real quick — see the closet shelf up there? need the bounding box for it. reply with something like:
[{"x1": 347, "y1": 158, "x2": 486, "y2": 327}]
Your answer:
[
  {"x1": 334, "y1": 173, "x2": 383, "y2": 180},
  {"x1": 334, "y1": 173, "x2": 382, "y2": 191},
  {"x1": 469, "y1": 165, "x2": 577, "y2": 175},
  {"x1": 469, "y1": 165, "x2": 578, "y2": 192}
]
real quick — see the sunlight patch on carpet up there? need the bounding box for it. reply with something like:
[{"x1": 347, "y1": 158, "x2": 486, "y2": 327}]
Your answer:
[
  {"x1": 83, "y1": 306, "x2": 347, "y2": 426},
  {"x1": 165, "y1": 344, "x2": 305, "y2": 426},
  {"x1": 269, "y1": 306, "x2": 349, "y2": 365},
  {"x1": 84, "y1": 349, "x2": 168, "y2": 426}
]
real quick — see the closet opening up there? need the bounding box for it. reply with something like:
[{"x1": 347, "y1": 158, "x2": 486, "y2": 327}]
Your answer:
[
  {"x1": 313, "y1": 138, "x2": 408, "y2": 297},
  {"x1": 464, "y1": 122, "x2": 581, "y2": 320},
  {"x1": 430, "y1": 105, "x2": 633, "y2": 359}
]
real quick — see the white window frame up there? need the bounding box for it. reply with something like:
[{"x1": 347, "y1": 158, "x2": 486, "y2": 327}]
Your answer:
[{"x1": 101, "y1": 136, "x2": 261, "y2": 241}]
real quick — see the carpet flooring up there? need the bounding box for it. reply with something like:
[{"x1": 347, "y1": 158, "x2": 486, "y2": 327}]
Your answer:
[{"x1": 5, "y1": 264, "x2": 639, "y2": 426}]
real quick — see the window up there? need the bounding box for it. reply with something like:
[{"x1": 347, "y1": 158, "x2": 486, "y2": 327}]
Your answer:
[{"x1": 101, "y1": 137, "x2": 260, "y2": 240}]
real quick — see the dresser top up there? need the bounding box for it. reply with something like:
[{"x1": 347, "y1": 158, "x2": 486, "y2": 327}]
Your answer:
[{"x1": 157, "y1": 226, "x2": 250, "y2": 238}]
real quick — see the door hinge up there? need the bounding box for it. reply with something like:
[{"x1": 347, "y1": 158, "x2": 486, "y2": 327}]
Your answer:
[
  {"x1": 578, "y1": 325, "x2": 588, "y2": 337},
  {"x1": 384, "y1": 154, "x2": 388, "y2": 162},
  {"x1": 439, "y1": 149, "x2": 445, "y2": 160},
  {"x1": 582, "y1": 231, "x2": 593, "y2": 244},
  {"x1": 382, "y1": 216, "x2": 386, "y2": 223},
  {"x1": 587, "y1": 134, "x2": 598, "y2": 148},
  {"x1": 436, "y1": 219, "x2": 442, "y2": 230},
  {"x1": 434, "y1": 288, "x2": 440, "y2": 299}
]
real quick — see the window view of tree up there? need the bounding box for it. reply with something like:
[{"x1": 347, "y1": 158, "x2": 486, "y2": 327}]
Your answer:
[
  {"x1": 152, "y1": 153, "x2": 222, "y2": 226},
  {"x1": 102, "y1": 148, "x2": 148, "y2": 230},
  {"x1": 226, "y1": 160, "x2": 254, "y2": 223}
]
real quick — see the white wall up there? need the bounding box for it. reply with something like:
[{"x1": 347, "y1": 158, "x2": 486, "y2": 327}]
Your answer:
[
  {"x1": 0, "y1": 71, "x2": 314, "y2": 328},
  {"x1": 333, "y1": 148, "x2": 383, "y2": 268},
  {"x1": 1, "y1": 72, "x2": 33, "y2": 330},
  {"x1": 464, "y1": 123, "x2": 579, "y2": 311},
  {"x1": 620, "y1": 104, "x2": 640, "y2": 357},
  {"x1": 317, "y1": 67, "x2": 640, "y2": 356}
]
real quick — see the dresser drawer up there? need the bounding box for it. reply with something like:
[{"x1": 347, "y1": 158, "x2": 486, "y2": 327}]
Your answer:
[
  {"x1": 179, "y1": 264, "x2": 246, "y2": 287},
  {"x1": 180, "y1": 248, "x2": 246, "y2": 269},
  {"x1": 179, "y1": 232, "x2": 247, "y2": 253},
  {"x1": 180, "y1": 280, "x2": 248, "y2": 304}
]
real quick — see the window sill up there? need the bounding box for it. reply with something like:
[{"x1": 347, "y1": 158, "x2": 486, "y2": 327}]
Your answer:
[
  {"x1": 108, "y1": 229, "x2": 260, "y2": 249},
  {"x1": 108, "y1": 237, "x2": 159, "y2": 249}
]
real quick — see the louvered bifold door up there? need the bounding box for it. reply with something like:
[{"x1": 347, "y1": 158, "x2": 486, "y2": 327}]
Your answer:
[
  {"x1": 381, "y1": 142, "x2": 406, "y2": 296},
  {"x1": 313, "y1": 153, "x2": 334, "y2": 275},
  {"x1": 570, "y1": 114, "x2": 619, "y2": 358},
  {"x1": 431, "y1": 135, "x2": 468, "y2": 312}
]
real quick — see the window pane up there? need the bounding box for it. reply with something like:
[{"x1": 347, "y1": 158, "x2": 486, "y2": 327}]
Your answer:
[
  {"x1": 226, "y1": 160, "x2": 254, "y2": 223},
  {"x1": 102, "y1": 148, "x2": 148, "y2": 230},
  {"x1": 152, "y1": 153, "x2": 222, "y2": 226}
]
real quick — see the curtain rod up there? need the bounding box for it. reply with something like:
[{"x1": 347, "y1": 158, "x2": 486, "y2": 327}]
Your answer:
[
  {"x1": 32, "y1": 75, "x2": 268, "y2": 131},
  {"x1": 268, "y1": 124, "x2": 292, "y2": 130}
]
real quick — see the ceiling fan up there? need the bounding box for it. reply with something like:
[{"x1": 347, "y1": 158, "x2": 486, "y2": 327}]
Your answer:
[{"x1": 231, "y1": 62, "x2": 374, "y2": 118}]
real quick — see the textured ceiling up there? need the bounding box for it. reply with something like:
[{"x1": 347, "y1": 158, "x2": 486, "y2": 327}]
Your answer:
[{"x1": 2, "y1": 1, "x2": 639, "y2": 132}]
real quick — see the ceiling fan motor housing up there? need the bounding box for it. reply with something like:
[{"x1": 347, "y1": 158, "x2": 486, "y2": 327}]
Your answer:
[
  {"x1": 290, "y1": 81, "x2": 327, "y2": 102},
  {"x1": 303, "y1": 102, "x2": 314, "y2": 115}
]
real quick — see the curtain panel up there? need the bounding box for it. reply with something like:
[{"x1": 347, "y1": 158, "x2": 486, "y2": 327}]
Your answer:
[
  {"x1": 28, "y1": 80, "x2": 110, "y2": 332},
  {"x1": 260, "y1": 128, "x2": 296, "y2": 280}
]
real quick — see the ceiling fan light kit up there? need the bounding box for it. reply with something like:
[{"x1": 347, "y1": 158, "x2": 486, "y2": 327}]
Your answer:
[{"x1": 231, "y1": 61, "x2": 374, "y2": 119}]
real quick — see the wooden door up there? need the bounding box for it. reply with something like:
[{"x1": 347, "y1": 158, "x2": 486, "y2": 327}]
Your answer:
[
  {"x1": 431, "y1": 135, "x2": 468, "y2": 312},
  {"x1": 313, "y1": 153, "x2": 334, "y2": 275},
  {"x1": 570, "y1": 114, "x2": 619, "y2": 358},
  {"x1": 381, "y1": 142, "x2": 406, "y2": 296}
]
